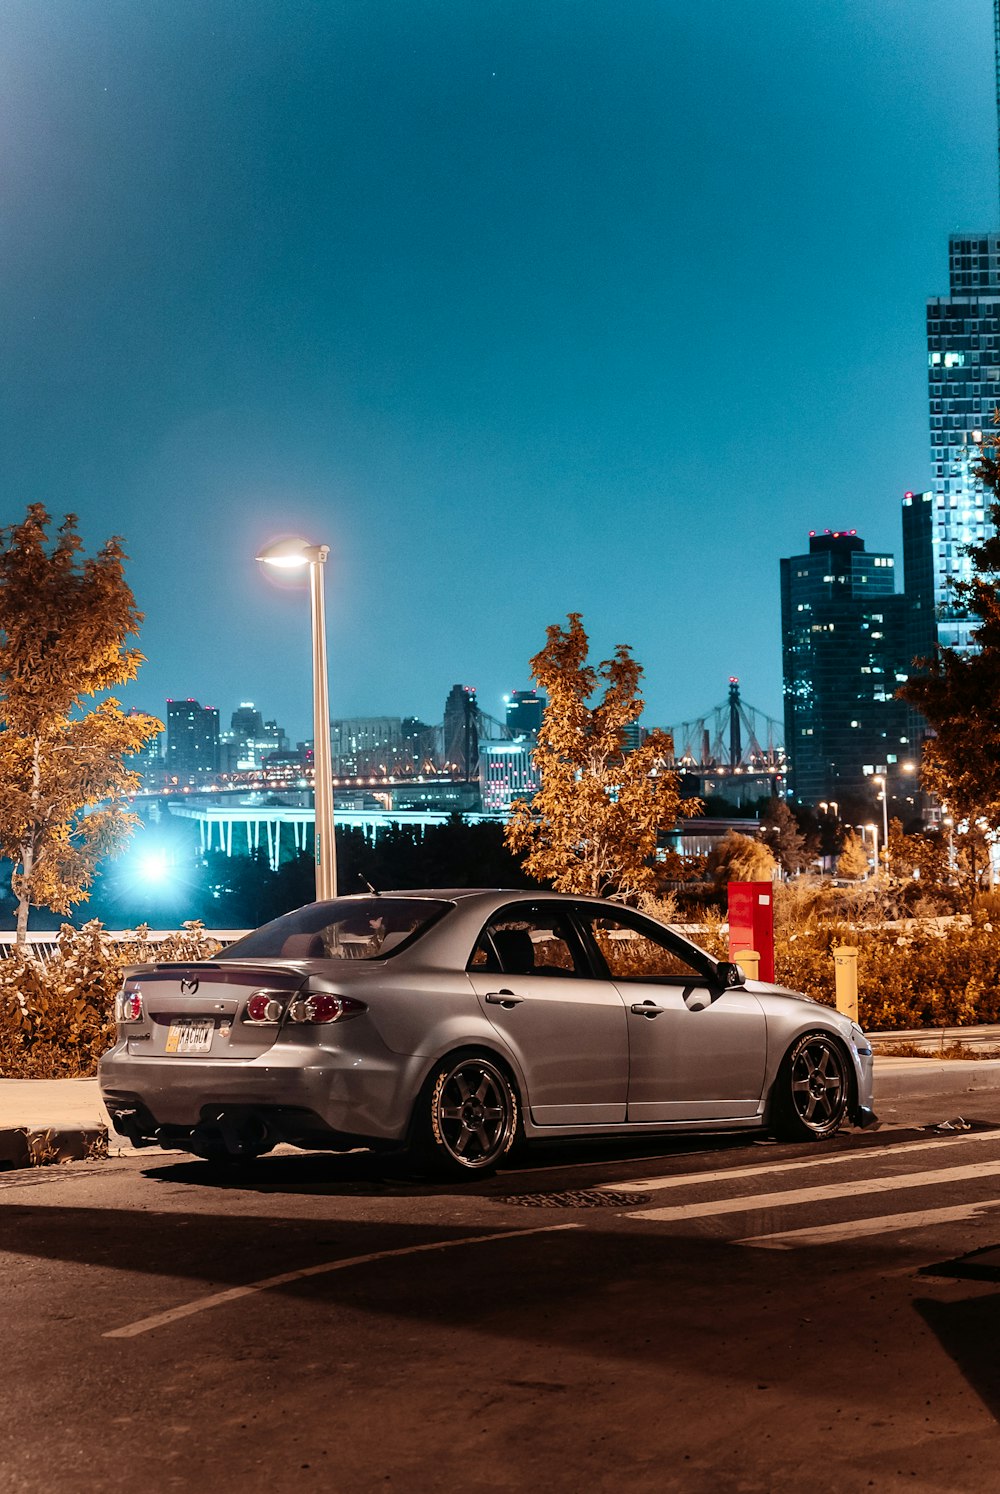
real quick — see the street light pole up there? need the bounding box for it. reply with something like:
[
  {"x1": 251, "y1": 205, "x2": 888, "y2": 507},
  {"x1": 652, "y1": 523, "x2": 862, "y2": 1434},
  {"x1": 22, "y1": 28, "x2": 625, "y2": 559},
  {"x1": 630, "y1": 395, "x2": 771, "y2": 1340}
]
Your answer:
[
  {"x1": 307, "y1": 547, "x2": 336, "y2": 900},
  {"x1": 874, "y1": 776, "x2": 889, "y2": 875},
  {"x1": 873, "y1": 762, "x2": 916, "y2": 878},
  {"x1": 256, "y1": 539, "x2": 337, "y2": 901}
]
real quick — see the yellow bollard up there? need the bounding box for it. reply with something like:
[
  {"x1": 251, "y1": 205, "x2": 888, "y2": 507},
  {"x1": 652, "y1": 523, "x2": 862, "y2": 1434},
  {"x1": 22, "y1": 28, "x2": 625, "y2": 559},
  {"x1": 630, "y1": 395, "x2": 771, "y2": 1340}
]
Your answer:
[
  {"x1": 734, "y1": 949, "x2": 760, "y2": 981},
  {"x1": 833, "y1": 945, "x2": 859, "y2": 1022}
]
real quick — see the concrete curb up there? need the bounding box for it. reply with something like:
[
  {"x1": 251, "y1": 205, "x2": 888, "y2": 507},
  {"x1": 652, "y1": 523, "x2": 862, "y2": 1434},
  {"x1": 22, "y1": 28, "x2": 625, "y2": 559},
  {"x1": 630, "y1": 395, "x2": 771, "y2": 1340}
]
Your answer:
[
  {"x1": 873, "y1": 1057, "x2": 1000, "y2": 1100},
  {"x1": 0, "y1": 1124, "x2": 109, "y2": 1170}
]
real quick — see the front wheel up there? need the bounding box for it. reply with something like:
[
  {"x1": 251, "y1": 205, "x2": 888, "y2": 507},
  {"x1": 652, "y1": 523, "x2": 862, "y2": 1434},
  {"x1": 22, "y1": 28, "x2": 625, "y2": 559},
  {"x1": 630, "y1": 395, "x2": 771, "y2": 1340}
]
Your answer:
[
  {"x1": 414, "y1": 1053, "x2": 519, "y2": 1178},
  {"x1": 774, "y1": 1032, "x2": 849, "y2": 1142}
]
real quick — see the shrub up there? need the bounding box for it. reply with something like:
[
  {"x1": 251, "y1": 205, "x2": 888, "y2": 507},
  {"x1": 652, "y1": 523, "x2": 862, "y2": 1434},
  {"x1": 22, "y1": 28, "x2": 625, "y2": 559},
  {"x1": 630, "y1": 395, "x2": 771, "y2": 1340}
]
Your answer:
[
  {"x1": 772, "y1": 919, "x2": 1000, "y2": 1031},
  {"x1": 0, "y1": 920, "x2": 221, "y2": 1078}
]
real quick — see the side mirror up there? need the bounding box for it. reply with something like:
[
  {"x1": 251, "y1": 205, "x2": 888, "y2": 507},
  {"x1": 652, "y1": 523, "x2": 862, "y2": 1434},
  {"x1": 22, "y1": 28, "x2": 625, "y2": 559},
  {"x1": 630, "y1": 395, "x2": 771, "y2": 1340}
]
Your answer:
[{"x1": 716, "y1": 960, "x2": 746, "y2": 990}]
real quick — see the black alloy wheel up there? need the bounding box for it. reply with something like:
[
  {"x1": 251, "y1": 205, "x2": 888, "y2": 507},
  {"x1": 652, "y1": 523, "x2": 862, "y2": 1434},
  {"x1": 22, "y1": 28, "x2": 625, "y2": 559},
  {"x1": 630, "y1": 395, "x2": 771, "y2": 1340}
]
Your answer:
[
  {"x1": 420, "y1": 1053, "x2": 519, "y2": 1176},
  {"x1": 775, "y1": 1031, "x2": 849, "y2": 1142}
]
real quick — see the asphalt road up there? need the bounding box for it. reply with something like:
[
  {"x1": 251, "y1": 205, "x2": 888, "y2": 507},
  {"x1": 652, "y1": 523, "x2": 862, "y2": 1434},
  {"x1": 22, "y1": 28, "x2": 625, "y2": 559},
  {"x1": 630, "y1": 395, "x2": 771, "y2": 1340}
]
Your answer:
[{"x1": 3, "y1": 1088, "x2": 1000, "y2": 1494}]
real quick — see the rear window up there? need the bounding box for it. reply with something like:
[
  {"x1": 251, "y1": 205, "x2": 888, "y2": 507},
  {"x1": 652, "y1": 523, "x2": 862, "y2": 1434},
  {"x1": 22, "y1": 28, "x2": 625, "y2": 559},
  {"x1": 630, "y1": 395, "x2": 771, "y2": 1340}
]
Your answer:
[{"x1": 214, "y1": 897, "x2": 451, "y2": 961}]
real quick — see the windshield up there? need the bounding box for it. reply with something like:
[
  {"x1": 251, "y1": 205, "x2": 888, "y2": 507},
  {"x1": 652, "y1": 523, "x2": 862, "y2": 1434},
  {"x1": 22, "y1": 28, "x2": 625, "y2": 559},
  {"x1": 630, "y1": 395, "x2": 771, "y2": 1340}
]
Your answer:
[{"x1": 214, "y1": 897, "x2": 451, "y2": 961}]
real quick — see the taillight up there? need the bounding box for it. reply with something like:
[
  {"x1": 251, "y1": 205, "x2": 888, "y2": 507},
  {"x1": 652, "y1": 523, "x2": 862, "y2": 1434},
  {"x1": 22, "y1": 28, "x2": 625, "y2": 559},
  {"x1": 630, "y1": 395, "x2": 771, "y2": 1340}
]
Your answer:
[
  {"x1": 117, "y1": 990, "x2": 144, "y2": 1024},
  {"x1": 243, "y1": 992, "x2": 287, "y2": 1025},
  {"x1": 288, "y1": 994, "x2": 366, "y2": 1025}
]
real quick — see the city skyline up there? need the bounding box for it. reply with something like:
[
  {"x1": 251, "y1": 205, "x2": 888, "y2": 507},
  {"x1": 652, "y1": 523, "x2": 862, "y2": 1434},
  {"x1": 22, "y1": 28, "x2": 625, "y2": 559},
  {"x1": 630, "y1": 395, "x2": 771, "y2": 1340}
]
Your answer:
[{"x1": 2, "y1": 1, "x2": 997, "y2": 741}]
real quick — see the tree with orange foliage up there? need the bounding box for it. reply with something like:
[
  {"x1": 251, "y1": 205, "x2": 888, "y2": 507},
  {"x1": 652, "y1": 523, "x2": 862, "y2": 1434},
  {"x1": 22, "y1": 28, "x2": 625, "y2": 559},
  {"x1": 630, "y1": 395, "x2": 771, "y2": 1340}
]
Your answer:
[
  {"x1": 505, "y1": 614, "x2": 687, "y2": 896},
  {"x1": 0, "y1": 506, "x2": 161, "y2": 942}
]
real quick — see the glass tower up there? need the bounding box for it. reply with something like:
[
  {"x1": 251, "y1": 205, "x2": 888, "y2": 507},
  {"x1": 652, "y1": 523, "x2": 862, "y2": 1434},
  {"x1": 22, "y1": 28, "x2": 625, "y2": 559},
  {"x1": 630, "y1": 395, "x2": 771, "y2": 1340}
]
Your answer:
[
  {"x1": 926, "y1": 233, "x2": 1000, "y2": 650},
  {"x1": 166, "y1": 699, "x2": 220, "y2": 782},
  {"x1": 780, "y1": 532, "x2": 909, "y2": 808}
]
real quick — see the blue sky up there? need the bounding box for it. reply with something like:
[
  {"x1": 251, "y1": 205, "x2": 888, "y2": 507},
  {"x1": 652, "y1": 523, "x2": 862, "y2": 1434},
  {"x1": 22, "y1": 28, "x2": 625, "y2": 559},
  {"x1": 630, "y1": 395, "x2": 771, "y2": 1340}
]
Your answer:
[{"x1": 1, "y1": 0, "x2": 996, "y2": 742}]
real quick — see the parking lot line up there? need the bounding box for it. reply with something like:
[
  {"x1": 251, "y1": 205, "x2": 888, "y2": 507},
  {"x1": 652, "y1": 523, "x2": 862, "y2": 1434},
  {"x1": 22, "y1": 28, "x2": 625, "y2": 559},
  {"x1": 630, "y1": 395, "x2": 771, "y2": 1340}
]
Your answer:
[
  {"x1": 625, "y1": 1159, "x2": 1000, "y2": 1223},
  {"x1": 606, "y1": 1131, "x2": 1000, "y2": 1197},
  {"x1": 736, "y1": 1197, "x2": 1000, "y2": 1249},
  {"x1": 102, "y1": 1222, "x2": 580, "y2": 1340}
]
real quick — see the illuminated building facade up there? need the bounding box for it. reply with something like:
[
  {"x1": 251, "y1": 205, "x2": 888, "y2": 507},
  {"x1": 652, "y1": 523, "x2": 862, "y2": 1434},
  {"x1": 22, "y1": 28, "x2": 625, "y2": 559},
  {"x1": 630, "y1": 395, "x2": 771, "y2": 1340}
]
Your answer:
[
  {"x1": 780, "y1": 532, "x2": 910, "y2": 807},
  {"x1": 327, "y1": 716, "x2": 437, "y2": 777},
  {"x1": 504, "y1": 690, "x2": 544, "y2": 738},
  {"x1": 166, "y1": 699, "x2": 220, "y2": 782},
  {"x1": 221, "y1": 701, "x2": 289, "y2": 771},
  {"x1": 330, "y1": 717, "x2": 406, "y2": 776},
  {"x1": 479, "y1": 740, "x2": 539, "y2": 814},
  {"x1": 926, "y1": 234, "x2": 1000, "y2": 650}
]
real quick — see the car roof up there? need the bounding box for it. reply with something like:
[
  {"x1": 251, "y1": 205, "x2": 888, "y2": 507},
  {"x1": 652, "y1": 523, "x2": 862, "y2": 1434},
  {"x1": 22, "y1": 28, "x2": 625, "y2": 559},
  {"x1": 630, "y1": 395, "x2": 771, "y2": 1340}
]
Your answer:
[{"x1": 371, "y1": 888, "x2": 610, "y2": 902}]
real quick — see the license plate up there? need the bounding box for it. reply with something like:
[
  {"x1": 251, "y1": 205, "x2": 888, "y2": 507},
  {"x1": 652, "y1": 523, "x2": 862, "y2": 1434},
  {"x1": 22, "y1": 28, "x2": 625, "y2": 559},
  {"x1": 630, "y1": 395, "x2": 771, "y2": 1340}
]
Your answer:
[{"x1": 165, "y1": 1017, "x2": 214, "y2": 1054}]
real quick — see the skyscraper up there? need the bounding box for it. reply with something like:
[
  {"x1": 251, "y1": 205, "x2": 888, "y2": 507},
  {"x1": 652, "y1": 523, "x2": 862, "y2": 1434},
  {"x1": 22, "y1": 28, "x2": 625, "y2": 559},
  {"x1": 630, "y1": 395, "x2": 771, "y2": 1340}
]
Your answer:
[
  {"x1": 780, "y1": 532, "x2": 910, "y2": 807},
  {"x1": 504, "y1": 689, "x2": 544, "y2": 738},
  {"x1": 925, "y1": 235, "x2": 1000, "y2": 650},
  {"x1": 901, "y1": 490, "x2": 937, "y2": 669},
  {"x1": 166, "y1": 699, "x2": 220, "y2": 782},
  {"x1": 443, "y1": 685, "x2": 479, "y2": 779}
]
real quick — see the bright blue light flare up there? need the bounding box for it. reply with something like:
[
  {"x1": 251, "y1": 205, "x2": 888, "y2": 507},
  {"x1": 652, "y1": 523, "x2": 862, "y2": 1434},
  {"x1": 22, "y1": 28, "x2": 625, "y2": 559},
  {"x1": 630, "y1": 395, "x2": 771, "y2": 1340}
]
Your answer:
[{"x1": 134, "y1": 849, "x2": 172, "y2": 887}]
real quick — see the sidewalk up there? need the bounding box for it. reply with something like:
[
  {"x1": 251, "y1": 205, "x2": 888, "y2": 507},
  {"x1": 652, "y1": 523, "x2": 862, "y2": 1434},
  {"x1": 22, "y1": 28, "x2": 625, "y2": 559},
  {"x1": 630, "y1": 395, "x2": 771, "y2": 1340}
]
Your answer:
[
  {"x1": 0, "y1": 1079, "x2": 118, "y2": 1168},
  {"x1": 3, "y1": 1032, "x2": 1000, "y2": 1170}
]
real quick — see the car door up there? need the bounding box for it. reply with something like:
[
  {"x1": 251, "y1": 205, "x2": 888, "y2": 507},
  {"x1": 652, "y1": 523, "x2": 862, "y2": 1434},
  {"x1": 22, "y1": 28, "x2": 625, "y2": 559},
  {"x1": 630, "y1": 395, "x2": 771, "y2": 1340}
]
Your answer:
[
  {"x1": 465, "y1": 902, "x2": 628, "y2": 1126},
  {"x1": 576, "y1": 907, "x2": 767, "y2": 1123}
]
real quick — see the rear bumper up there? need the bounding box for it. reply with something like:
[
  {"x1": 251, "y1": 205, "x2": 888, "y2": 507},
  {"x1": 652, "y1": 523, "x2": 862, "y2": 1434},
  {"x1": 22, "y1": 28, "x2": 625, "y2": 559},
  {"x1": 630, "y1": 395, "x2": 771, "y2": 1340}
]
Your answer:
[{"x1": 98, "y1": 1040, "x2": 428, "y2": 1147}]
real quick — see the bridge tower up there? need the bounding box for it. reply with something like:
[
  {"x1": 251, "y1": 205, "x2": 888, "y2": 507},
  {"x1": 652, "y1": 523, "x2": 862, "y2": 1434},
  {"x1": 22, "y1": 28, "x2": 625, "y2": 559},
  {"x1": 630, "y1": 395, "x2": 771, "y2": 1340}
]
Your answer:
[{"x1": 728, "y1": 677, "x2": 743, "y2": 769}]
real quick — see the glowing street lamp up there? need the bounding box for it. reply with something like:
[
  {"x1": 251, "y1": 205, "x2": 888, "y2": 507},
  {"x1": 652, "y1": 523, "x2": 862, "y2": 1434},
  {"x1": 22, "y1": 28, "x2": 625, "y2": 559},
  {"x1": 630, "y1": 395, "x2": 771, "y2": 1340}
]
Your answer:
[
  {"x1": 256, "y1": 538, "x2": 336, "y2": 900},
  {"x1": 864, "y1": 821, "x2": 879, "y2": 878},
  {"x1": 943, "y1": 815, "x2": 956, "y2": 872},
  {"x1": 872, "y1": 762, "x2": 916, "y2": 876}
]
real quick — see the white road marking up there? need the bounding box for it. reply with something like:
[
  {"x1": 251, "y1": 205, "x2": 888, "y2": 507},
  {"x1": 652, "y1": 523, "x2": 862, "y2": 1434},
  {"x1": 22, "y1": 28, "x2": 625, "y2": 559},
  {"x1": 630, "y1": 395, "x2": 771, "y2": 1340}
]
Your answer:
[
  {"x1": 625, "y1": 1160, "x2": 1000, "y2": 1223},
  {"x1": 103, "y1": 1222, "x2": 580, "y2": 1340},
  {"x1": 606, "y1": 1130, "x2": 999, "y2": 1197},
  {"x1": 737, "y1": 1198, "x2": 1000, "y2": 1249}
]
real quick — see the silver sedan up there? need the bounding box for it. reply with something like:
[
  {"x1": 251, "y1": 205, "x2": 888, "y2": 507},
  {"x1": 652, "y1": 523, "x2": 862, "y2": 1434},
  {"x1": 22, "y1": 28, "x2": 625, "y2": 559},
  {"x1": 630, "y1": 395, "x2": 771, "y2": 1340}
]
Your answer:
[{"x1": 99, "y1": 889, "x2": 877, "y2": 1175}]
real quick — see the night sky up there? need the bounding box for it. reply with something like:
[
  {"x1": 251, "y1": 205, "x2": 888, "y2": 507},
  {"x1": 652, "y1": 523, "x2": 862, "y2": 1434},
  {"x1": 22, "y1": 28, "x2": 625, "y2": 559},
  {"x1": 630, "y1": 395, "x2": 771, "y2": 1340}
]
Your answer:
[{"x1": 2, "y1": 0, "x2": 997, "y2": 745}]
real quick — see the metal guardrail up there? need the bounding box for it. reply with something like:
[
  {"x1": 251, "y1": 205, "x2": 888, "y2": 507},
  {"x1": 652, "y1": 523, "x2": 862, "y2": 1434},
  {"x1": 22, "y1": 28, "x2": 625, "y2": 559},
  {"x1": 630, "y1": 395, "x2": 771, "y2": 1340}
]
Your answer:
[{"x1": 0, "y1": 931, "x2": 248, "y2": 961}]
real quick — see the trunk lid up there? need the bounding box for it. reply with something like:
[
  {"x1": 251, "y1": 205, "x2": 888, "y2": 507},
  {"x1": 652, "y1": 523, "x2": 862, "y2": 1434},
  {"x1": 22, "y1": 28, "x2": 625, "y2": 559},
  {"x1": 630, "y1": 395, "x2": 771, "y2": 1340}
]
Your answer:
[{"x1": 118, "y1": 961, "x2": 307, "y2": 1060}]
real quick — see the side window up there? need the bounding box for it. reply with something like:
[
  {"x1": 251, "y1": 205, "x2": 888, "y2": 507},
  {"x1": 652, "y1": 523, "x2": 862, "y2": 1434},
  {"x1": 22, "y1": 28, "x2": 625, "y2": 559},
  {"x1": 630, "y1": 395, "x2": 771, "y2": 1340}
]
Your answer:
[
  {"x1": 470, "y1": 937, "x2": 500, "y2": 973},
  {"x1": 471, "y1": 910, "x2": 585, "y2": 977},
  {"x1": 583, "y1": 913, "x2": 706, "y2": 982}
]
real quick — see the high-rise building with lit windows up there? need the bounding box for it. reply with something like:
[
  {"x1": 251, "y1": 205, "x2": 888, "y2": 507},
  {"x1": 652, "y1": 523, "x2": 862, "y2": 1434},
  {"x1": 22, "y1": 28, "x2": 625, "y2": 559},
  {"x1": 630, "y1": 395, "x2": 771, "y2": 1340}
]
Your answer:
[
  {"x1": 479, "y1": 740, "x2": 539, "y2": 814},
  {"x1": 504, "y1": 689, "x2": 544, "y2": 738},
  {"x1": 926, "y1": 234, "x2": 1000, "y2": 650},
  {"x1": 780, "y1": 531, "x2": 910, "y2": 807},
  {"x1": 166, "y1": 699, "x2": 220, "y2": 782}
]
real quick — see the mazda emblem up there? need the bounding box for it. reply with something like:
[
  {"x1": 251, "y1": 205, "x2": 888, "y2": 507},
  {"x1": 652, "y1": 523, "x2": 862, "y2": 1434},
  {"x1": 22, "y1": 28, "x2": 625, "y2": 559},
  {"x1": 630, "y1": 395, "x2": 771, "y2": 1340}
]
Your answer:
[{"x1": 180, "y1": 977, "x2": 199, "y2": 995}]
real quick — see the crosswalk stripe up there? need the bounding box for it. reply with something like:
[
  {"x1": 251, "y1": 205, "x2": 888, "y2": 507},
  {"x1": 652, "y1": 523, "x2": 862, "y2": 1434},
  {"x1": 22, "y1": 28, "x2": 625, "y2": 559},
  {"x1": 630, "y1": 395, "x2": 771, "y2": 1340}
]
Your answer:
[
  {"x1": 625, "y1": 1159, "x2": 1000, "y2": 1223},
  {"x1": 736, "y1": 1198, "x2": 1000, "y2": 1249},
  {"x1": 605, "y1": 1131, "x2": 998, "y2": 1197}
]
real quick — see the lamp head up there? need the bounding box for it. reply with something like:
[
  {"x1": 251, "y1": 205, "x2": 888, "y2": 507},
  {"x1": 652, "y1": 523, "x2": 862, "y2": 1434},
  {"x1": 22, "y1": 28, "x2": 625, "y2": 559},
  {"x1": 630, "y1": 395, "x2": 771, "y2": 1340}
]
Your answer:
[{"x1": 256, "y1": 537, "x2": 329, "y2": 569}]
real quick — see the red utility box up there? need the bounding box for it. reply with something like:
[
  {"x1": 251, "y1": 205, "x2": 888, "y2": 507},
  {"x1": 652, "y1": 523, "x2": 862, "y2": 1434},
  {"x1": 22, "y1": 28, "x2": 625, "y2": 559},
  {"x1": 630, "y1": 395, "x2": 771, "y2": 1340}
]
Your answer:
[{"x1": 727, "y1": 880, "x2": 775, "y2": 983}]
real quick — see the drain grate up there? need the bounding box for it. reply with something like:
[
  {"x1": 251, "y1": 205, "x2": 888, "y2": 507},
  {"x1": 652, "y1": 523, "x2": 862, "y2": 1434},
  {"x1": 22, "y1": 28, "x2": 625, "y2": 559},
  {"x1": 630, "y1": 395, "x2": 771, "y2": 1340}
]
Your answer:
[{"x1": 499, "y1": 1187, "x2": 652, "y2": 1209}]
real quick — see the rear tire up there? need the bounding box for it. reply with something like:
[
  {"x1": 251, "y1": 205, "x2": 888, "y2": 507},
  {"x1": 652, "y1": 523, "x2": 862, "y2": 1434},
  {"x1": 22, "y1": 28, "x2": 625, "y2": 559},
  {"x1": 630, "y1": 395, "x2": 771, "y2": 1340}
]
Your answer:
[
  {"x1": 774, "y1": 1032, "x2": 849, "y2": 1142},
  {"x1": 413, "y1": 1052, "x2": 519, "y2": 1178}
]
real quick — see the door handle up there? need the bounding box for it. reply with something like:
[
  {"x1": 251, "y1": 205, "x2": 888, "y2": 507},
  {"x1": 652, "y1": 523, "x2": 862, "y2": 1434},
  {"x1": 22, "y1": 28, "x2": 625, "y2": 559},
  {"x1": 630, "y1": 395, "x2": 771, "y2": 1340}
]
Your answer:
[
  {"x1": 630, "y1": 1001, "x2": 667, "y2": 1017},
  {"x1": 485, "y1": 990, "x2": 524, "y2": 1008}
]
